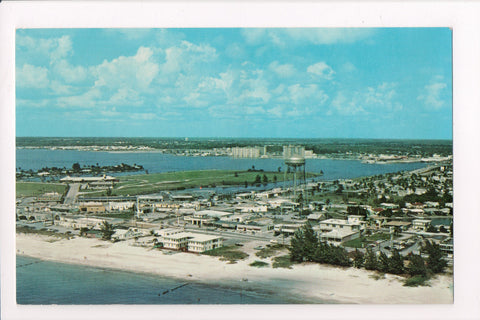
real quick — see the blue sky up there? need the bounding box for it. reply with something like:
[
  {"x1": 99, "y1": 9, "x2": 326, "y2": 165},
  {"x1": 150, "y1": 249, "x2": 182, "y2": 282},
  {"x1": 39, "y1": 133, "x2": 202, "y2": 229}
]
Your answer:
[{"x1": 16, "y1": 28, "x2": 452, "y2": 139}]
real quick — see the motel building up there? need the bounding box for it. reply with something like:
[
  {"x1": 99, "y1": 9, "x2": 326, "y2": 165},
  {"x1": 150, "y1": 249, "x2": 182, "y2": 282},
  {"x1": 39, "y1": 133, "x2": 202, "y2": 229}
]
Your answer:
[
  {"x1": 319, "y1": 229, "x2": 360, "y2": 245},
  {"x1": 161, "y1": 232, "x2": 223, "y2": 253}
]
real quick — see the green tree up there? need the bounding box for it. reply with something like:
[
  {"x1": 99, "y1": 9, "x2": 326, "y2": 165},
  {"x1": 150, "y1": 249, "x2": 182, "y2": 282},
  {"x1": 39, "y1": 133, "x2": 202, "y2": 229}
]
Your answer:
[
  {"x1": 364, "y1": 248, "x2": 378, "y2": 271},
  {"x1": 100, "y1": 221, "x2": 115, "y2": 240},
  {"x1": 378, "y1": 252, "x2": 391, "y2": 273},
  {"x1": 407, "y1": 253, "x2": 427, "y2": 277},
  {"x1": 423, "y1": 240, "x2": 447, "y2": 273},
  {"x1": 254, "y1": 175, "x2": 262, "y2": 184},
  {"x1": 353, "y1": 249, "x2": 365, "y2": 268},
  {"x1": 389, "y1": 249, "x2": 405, "y2": 274},
  {"x1": 289, "y1": 221, "x2": 318, "y2": 262},
  {"x1": 72, "y1": 162, "x2": 81, "y2": 172},
  {"x1": 262, "y1": 174, "x2": 268, "y2": 184}
]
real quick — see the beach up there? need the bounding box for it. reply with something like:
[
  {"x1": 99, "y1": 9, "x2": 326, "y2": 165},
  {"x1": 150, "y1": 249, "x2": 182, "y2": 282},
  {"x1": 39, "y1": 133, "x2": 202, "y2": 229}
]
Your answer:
[{"x1": 15, "y1": 233, "x2": 453, "y2": 304}]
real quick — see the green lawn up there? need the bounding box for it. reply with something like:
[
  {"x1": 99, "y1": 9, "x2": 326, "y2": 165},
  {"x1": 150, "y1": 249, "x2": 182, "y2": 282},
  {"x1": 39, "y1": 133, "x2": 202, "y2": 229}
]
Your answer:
[
  {"x1": 203, "y1": 245, "x2": 249, "y2": 263},
  {"x1": 113, "y1": 170, "x2": 319, "y2": 196},
  {"x1": 343, "y1": 232, "x2": 396, "y2": 248},
  {"x1": 16, "y1": 182, "x2": 67, "y2": 198}
]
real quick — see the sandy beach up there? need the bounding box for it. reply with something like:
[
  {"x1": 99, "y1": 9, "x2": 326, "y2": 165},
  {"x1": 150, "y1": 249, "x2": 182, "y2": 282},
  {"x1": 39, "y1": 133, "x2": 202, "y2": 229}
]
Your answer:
[{"x1": 16, "y1": 233, "x2": 453, "y2": 304}]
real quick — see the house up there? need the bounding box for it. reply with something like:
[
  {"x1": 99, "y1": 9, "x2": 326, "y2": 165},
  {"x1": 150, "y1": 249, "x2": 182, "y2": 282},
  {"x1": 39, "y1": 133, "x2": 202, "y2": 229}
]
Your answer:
[
  {"x1": 79, "y1": 202, "x2": 106, "y2": 213},
  {"x1": 384, "y1": 221, "x2": 412, "y2": 232},
  {"x1": 112, "y1": 227, "x2": 145, "y2": 241},
  {"x1": 412, "y1": 219, "x2": 431, "y2": 231},
  {"x1": 274, "y1": 223, "x2": 303, "y2": 235},
  {"x1": 318, "y1": 218, "x2": 363, "y2": 233},
  {"x1": 320, "y1": 229, "x2": 360, "y2": 245}
]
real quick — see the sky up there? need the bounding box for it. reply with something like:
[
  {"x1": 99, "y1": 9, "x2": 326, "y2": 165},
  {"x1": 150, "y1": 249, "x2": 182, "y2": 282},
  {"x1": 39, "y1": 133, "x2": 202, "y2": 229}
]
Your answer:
[{"x1": 15, "y1": 28, "x2": 452, "y2": 139}]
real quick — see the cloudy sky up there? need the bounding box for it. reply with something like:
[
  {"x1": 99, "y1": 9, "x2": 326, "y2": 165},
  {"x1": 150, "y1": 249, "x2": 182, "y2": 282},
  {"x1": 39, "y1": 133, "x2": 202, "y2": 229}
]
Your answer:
[{"x1": 16, "y1": 28, "x2": 452, "y2": 139}]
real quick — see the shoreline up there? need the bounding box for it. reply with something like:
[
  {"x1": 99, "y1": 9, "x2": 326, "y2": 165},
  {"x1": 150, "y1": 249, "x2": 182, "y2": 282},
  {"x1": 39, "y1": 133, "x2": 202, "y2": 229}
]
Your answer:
[{"x1": 16, "y1": 233, "x2": 453, "y2": 304}]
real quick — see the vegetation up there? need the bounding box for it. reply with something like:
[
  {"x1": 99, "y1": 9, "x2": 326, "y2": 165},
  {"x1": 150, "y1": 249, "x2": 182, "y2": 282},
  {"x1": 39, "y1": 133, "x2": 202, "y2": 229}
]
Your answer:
[
  {"x1": 272, "y1": 255, "x2": 295, "y2": 269},
  {"x1": 16, "y1": 182, "x2": 67, "y2": 197},
  {"x1": 17, "y1": 137, "x2": 453, "y2": 157},
  {"x1": 255, "y1": 244, "x2": 286, "y2": 259},
  {"x1": 249, "y1": 260, "x2": 269, "y2": 268},
  {"x1": 114, "y1": 170, "x2": 319, "y2": 196},
  {"x1": 16, "y1": 226, "x2": 71, "y2": 239},
  {"x1": 289, "y1": 222, "x2": 351, "y2": 267},
  {"x1": 403, "y1": 275, "x2": 430, "y2": 287},
  {"x1": 203, "y1": 245, "x2": 249, "y2": 263},
  {"x1": 422, "y1": 240, "x2": 448, "y2": 274},
  {"x1": 100, "y1": 221, "x2": 115, "y2": 240}
]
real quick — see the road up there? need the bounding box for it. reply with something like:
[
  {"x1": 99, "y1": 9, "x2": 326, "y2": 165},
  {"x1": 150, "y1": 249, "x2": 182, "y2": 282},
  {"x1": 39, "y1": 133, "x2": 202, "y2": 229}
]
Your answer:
[{"x1": 63, "y1": 183, "x2": 80, "y2": 205}]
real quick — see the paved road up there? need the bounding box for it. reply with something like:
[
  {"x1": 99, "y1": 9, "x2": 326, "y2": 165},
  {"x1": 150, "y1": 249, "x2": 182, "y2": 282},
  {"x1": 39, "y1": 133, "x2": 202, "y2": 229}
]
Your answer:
[{"x1": 63, "y1": 183, "x2": 80, "y2": 205}]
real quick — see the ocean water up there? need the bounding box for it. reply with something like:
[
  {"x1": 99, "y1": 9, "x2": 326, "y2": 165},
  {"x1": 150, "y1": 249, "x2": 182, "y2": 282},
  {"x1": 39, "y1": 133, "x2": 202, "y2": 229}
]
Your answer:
[
  {"x1": 16, "y1": 148, "x2": 428, "y2": 181},
  {"x1": 16, "y1": 256, "x2": 305, "y2": 305}
]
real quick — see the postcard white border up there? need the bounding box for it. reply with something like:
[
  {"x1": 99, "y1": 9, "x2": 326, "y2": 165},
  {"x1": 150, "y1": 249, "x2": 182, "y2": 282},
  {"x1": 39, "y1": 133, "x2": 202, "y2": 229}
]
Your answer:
[{"x1": 1, "y1": 1, "x2": 480, "y2": 320}]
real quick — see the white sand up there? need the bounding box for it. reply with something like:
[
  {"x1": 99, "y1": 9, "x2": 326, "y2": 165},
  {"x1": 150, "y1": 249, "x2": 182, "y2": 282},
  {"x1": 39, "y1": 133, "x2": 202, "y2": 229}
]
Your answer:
[{"x1": 16, "y1": 233, "x2": 453, "y2": 304}]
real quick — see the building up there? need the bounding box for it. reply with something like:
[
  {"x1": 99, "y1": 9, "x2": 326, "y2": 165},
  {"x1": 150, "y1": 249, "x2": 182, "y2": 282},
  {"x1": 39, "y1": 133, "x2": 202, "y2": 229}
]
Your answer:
[
  {"x1": 232, "y1": 146, "x2": 265, "y2": 158},
  {"x1": 161, "y1": 232, "x2": 223, "y2": 253},
  {"x1": 320, "y1": 229, "x2": 360, "y2": 245},
  {"x1": 318, "y1": 218, "x2": 363, "y2": 233},
  {"x1": 412, "y1": 219, "x2": 431, "y2": 231},
  {"x1": 79, "y1": 202, "x2": 106, "y2": 213},
  {"x1": 274, "y1": 223, "x2": 303, "y2": 235}
]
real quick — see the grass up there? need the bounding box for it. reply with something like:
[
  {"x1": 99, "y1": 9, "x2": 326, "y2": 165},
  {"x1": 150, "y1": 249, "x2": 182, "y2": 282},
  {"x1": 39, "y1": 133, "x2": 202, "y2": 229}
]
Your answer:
[
  {"x1": 369, "y1": 273, "x2": 386, "y2": 281},
  {"x1": 272, "y1": 255, "x2": 296, "y2": 269},
  {"x1": 249, "y1": 260, "x2": 269, "y2": 268},
  {"x1": 343, "y1": 232, "x2": 396, "y2": 248},
  {"x1": 255, "y1": 244, "x2": 287, "y2": 259},
  {"x1": 203, "y1": 245, "x2": 249, "y2": 263},
  {"x1": 403, "y1": 275, "x2": 430, "y2": 287},
  {"x1": 113, "y1": 170, "x2": 319, "y2": 196},
  {"x1": 16, "y1": 182, "x2": 67, "y2": 198}
]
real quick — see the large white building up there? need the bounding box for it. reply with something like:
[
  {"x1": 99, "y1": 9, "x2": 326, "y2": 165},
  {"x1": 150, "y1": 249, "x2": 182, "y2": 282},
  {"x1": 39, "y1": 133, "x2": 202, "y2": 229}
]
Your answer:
[{"x1": 161, "y1": 232, "x2": 223, "y2": 253}]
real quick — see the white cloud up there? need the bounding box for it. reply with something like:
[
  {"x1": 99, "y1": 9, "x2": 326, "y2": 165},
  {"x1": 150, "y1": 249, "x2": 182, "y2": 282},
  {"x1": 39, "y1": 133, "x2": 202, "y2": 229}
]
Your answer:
[
  {"x1": 162, "y1": 41, "x2": 218, "y2": 74},
  {"x1": 307, "y1": 62, "x2": 335, "y2": 80},
  {"x1": 94, "y1": 46, "x2": 159, "y2": 90},
  {"x1": 16, "y1": 64, "x2": 49, "y2": 88},
  {"x1": 418, "y1": 81, "x2": 448, "y2": 109},
  {"x1": 54, "y1": 60, "x2": 87, "y2": 83},
  {"x1": 17, "y1": 35, "x2": 73, "y2": 64},
  {"x1": 241, "y1": 28, "x2": 375, "y2": 46},
  {"x1": 331, "y1": 82, "x2": 402, "y2": 115},
  {"x1": 268, "y1": 61, "x2": 296, "y2": 78},
  {"x1": 287, "y1": 84, "x2": 329, "y2": 106},
  {"x1": 57, "y1": 88, "x2": 102, "y2": 108}
]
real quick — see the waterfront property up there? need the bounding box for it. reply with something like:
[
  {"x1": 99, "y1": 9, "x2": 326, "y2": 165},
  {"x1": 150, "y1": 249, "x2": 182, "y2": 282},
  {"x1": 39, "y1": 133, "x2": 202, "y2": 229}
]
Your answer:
[{"x1": 161, "y1": 232, "x2": 223, "y2": 253}]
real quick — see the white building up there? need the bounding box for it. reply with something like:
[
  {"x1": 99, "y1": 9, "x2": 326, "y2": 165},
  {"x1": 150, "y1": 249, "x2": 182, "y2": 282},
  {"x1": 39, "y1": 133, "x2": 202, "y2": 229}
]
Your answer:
[
  {"x1": 320, "y1": 229, "x2": 360, "y2": 245},
  {"x1": 161, "y1": 232, "x2": 223, "y2": 253},
  {"x1": 318, "y1": 218, "x2": 363, "y2": 233}
]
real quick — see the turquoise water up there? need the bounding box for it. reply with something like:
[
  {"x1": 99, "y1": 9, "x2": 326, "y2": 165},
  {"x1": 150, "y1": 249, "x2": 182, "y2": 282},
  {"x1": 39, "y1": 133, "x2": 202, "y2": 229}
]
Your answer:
[
  {"x1": 16, "y1": 149, "x2": 428, "y2": 181},
  {"x1": 16, "y1": 256, "x2": 306, "y2": 305}
]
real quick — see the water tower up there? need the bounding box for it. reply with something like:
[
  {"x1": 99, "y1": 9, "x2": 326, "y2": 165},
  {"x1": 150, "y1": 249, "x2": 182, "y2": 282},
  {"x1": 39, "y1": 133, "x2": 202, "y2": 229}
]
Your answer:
[{"x1": 283, "y1": 145, "x2": 306, "y2": 201}]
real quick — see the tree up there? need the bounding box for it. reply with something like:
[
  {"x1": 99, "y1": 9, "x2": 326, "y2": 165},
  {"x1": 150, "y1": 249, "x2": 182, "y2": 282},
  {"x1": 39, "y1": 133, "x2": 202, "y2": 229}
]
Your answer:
[
  {"x1": 378, "y1": 252, "x2": 390, "y2": 273},
  {"x1": 100, "y1": 221, "x2": 115, "y2": 240},
  {"x1": 289, "y1": 221, "x2": 318, "y2": 262},
  {"x1": 439, "y1": 225, "x2": 448, "y2": 233},
  {"x1": 353, "y1": 249, "x2": 365, "y2": 268},
  {"x1": 72, "y1": 162, "x2": 81, "y2": 171},
  {"x1": 254, "y1": 175, "x2": 262, "y2": 184},
  {"x1": 407, "y1": 253, "x2": 427, "y2": 277},
  {"x1": 389, "y1": 249, "x2": 404, "y2": 274},
  {"x1": 262, "y1": 174, "x2": 268, "y2": 185},
  {"x1": 426, "y1": 225, "x2": 437, "y2": 233},
  {"x1": 364, "y1": 248, "x2": 378, "y2": 271},
  {"x1": 423, "y1": 240, "x2": 447, "y2": 273},
  {"x1": 273, "y1": 175, "x2": 277, "y2": 183}
]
